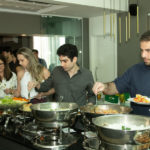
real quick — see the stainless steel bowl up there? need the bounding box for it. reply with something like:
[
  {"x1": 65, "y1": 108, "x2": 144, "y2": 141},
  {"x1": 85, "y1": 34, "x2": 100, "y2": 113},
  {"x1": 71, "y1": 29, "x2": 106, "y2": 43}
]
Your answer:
[
  {"x1": 92, "y1": 114, "x2": 150, "y2": 145},
  {"x1": 80, "y1": 104, "x2": 132, "y2": 123},
  {"x1": 31, "y1": 102, "x2": 78, "y2": 128}
]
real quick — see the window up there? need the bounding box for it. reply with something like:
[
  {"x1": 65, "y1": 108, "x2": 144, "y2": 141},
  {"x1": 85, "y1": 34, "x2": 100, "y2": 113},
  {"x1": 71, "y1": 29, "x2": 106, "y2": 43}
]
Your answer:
[{"x1": 33, "y1": 35, "x2": 65, "y2": 70}]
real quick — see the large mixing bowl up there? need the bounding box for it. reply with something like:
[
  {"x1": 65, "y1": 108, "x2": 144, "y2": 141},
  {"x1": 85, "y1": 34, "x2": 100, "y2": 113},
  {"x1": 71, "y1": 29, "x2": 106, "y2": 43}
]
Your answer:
[
  {"x1": 31, "y1": 102, "x2": 78, "y2": 128},
  {"x1": 92, "y1": 114, "x2": 150, "y2": 145}
]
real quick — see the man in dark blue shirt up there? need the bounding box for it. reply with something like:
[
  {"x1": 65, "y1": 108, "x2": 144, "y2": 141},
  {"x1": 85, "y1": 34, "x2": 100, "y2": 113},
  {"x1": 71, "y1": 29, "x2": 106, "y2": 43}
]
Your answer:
[{"x1": 92, "y1": 30, "x2": 150, "y2": 116}]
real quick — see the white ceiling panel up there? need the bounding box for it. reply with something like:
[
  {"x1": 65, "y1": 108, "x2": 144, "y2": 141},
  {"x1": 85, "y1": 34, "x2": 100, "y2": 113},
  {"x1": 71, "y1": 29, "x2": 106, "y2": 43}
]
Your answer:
[{"x1": 0, "y1": 0, "x2": 119, "y2": 17}]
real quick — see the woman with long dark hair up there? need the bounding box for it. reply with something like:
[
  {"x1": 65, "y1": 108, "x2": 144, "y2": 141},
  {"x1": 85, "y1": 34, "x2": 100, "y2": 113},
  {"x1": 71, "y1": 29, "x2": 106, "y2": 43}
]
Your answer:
[{"x1": 0, "y1": 54, "x2": 17, "y2": 97}]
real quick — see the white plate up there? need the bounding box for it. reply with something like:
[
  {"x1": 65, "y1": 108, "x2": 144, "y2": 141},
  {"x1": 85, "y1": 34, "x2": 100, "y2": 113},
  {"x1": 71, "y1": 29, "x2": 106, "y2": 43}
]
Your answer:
[
  {"x1": 128, "y1": 98, "x2": 150, "y2": 105},
  {"x1": 62, "y1": 128, "x2": 76, "y2": 133},
  {"x1": 81, "y1": 131, "x2": 97, "y2": 138}
]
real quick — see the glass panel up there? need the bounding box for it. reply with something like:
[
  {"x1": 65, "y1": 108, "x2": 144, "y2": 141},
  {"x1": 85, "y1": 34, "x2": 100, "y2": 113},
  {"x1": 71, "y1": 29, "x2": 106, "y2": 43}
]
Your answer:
[
  {"x1": 33, "y1": 35, "x2": 65, "y2": 71},
  {"x1": 40, "y1": 16, "x2": 83, "y2": 67}
]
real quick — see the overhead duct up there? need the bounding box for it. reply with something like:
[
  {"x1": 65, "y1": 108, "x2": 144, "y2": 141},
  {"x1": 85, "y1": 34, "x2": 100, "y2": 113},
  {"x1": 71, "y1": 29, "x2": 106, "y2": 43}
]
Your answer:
[{"x1": 0, "y1": 0, "x2": 67, "y2": 15}]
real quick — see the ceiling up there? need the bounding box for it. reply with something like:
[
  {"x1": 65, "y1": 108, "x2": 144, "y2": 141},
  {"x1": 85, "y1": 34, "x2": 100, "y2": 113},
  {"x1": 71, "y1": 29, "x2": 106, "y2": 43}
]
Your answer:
[{"x1": 0, "y1": 0, "x2": 116, "y2": 18}]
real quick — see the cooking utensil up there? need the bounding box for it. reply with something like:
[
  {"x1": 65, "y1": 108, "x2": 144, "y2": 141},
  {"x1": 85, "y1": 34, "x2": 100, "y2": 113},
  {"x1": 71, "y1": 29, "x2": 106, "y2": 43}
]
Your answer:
[
  {"x1": 95, "y1": 95, "x2": 98, "y2": 105},
  {"x1": 31, "y1": 102, "x2": 78, "y2": 128},
  {"x1": 92, "y1": 114, "x2": 150, "y2": 145},
  {"x1": 58, "y1": 95, "x2": 63, "y2": 108},
  {"x1": 28, "y1": 92, "x2": 30, "y2": 100},
  {"x1": 80, "y1": 104, "x2": 132, "y2": 123}
]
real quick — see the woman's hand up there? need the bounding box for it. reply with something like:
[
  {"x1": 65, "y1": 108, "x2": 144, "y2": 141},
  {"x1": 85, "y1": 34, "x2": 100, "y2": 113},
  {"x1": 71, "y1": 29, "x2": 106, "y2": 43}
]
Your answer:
[
  {"x1": 28, "y1": 81, "x2": 41, "y2": 91},
  {"x1": 4, "y1": 88, "x2": 12, "y2": 95},
  {"x1": 4, "y1": 88, "x2": 20, "y2": 97},
  {"x1": 28, "y1": 81, "x2": 38, "y2": 91}
]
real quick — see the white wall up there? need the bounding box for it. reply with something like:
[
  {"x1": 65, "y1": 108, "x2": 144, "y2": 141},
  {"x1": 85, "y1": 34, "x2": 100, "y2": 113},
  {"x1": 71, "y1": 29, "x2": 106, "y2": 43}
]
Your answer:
[
  {"x1": 89, "y1": 15, "x2": 117, "y2": 83},
  {"x1": 117, "y1": 0, "x2": 150, "y2": 76},
  {"x1": 55, "y1": 0, "x2": 128, "y2": 11},
  {"x1": 0, "y1": 12, "x2": 41, "y2": 34}
]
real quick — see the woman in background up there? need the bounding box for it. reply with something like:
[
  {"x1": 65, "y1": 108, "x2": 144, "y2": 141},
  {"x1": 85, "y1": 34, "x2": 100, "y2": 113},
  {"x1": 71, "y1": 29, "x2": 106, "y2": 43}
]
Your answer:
[
  {"x1": 14, "y1": 47, "x2": 50, "y2": 102},
  {"x1": 0, "y1": 54, "x2": 17, "y2": 97}
]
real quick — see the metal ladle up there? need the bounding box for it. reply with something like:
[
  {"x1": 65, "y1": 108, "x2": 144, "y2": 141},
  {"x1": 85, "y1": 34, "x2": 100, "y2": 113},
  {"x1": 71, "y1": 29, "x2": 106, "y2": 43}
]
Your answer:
[
  {"x1": 58, "y1": 96, "x2": 63, "y2": 108},
  {"x1": 28, "y1": 91, "x2": 31, "y2": 100}
]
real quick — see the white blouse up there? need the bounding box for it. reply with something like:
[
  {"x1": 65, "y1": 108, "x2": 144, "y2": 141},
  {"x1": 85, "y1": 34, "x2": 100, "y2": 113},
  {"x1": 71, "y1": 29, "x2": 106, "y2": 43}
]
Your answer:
[
  {"x1": 20, "y1": 71, "x2": 38, "y2": 99},
  {"x1": 0, "y1": 72, "x2": 17, "y2": 97}
]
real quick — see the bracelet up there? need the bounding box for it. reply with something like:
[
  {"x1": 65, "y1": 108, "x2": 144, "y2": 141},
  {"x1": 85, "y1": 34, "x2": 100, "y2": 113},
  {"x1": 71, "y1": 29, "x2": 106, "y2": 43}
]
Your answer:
[
  {"x1": 104, "y1": 83, "x2": 108, "y2": 90},
  {"x1": 11, "y1": 89, "x2": 14, "y2": 95}
]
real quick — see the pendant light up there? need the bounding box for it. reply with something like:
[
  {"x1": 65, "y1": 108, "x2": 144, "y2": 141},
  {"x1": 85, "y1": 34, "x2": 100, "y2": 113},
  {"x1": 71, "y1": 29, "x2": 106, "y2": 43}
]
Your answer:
[
  {"x1": 125, "y1": 15, "x2": 128, "y2": 42},
  {"x1": 110, "y1": 0, "x2": 113, "y2": 38},
  {"x1": 137, "y1": 0, "x2": 139, "y2": 34},
  {"x1": 128, "y1": 10, "x2": 131, "y2": 39},
  {"x1": 103, "y1": 0, "x2": 106, "y2": 37},
  {"x1": 119, "y1": 0, "x2": 122, "y2": 43},
  {"x1": 113, "y1": 0, "x2": 116, "y2": 40}
]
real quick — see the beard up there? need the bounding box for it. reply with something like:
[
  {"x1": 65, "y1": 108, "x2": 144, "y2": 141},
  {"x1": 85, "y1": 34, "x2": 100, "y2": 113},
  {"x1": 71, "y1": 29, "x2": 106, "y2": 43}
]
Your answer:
[{"x1": 144, "y1": 62, "x2": 150, "y2": 66}]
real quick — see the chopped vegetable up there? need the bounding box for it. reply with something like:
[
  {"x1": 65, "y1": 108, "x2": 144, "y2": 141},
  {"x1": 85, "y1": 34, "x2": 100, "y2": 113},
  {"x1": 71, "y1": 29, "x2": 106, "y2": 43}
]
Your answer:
[
  {"x1": 122, "y1": 125, "x2": 131, "y2": 130},
  {"x1": 0, "y1": 96, "x2": 29, "y2": 105},
  {"x1": 0, "y1": 96, "x2": 16, "y2": 104},
  {"x1": 13, "y1": 97, "x2": 29, "y2": 102},
  {"x1": 133, "y1": 94, "x2": 150, "y2": 103}
]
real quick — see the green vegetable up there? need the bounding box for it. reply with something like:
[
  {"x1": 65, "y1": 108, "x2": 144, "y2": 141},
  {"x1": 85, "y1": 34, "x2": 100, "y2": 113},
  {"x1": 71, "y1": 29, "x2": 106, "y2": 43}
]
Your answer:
[
  {"x1": 122, "y1": 125, "x2": 131, "y2": 130},
  {"x1": 126, "y1": 127, "x2": 131, "y2": 130},
  {"x1": 0, "y1": 96, "x2": 16, "y2": 104}
]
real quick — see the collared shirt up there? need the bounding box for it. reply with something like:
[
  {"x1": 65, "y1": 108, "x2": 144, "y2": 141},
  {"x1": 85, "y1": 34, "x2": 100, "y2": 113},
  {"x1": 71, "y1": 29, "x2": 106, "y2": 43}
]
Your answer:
[
  {"x1": 114, "y1": 62, "x2": 150, "y2": 97},
  {"x1": 39, "y1": 58, "x2": 47, "y2": 68},
  {"x1": 37, "y1": 66, "x2": 95, "y2": 106},
  {"x1": 114, "y1": 62, "x2": 150, "y2": 116}
]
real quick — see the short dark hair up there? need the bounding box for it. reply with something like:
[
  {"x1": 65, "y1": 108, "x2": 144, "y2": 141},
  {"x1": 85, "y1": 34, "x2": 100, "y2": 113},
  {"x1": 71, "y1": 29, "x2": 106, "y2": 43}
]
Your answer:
[
  {"x1": 12, "y1": 49, "x2": 18, "y2": 58},
  {"x1": 3, "y1": 46, "x2": 12, "y2": 54},
  {"x1": 140, "y1": 31, "x2": 150, "y2": 42},
  {"x1": 57, "y1": 44, "x2": 78, "y2": 61},
  {"x1": 32, "y1": 49, "x2": 38, "y2": 54}
]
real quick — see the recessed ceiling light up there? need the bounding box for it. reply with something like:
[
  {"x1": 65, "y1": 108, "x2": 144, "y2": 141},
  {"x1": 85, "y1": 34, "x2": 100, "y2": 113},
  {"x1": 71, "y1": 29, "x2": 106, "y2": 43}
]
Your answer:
[{"x1": 21, "y1": 34, "x2": 27, "y2": 36}]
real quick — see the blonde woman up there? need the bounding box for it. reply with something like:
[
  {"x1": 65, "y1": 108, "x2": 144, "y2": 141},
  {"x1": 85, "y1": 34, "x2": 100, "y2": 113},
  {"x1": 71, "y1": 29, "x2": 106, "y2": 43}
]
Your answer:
[{"x1": 15, "y1": 47, "x2": 50, "y2": 100}]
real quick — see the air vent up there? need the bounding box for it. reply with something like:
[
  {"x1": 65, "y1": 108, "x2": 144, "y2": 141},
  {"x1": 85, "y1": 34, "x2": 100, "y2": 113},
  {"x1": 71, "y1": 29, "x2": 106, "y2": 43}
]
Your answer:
[
  {"x1": 0, "y1": 0, "x2": 67, "y2": 16},
  {"x1": 18, "y1": 0, "x2": 54, "y2": 5}
]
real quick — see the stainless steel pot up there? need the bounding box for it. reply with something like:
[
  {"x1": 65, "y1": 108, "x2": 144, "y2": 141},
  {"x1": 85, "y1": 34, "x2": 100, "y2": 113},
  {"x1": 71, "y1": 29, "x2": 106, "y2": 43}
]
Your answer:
[
  {"x1": 31, "y1": 102, "x2": 78, "y2": 128},
  {"x1": 92, "y1": 114, "x2": 150, "y2": 145},
  {"x1": 80, "y1": 104, "x2": 132, "y2": 122}
]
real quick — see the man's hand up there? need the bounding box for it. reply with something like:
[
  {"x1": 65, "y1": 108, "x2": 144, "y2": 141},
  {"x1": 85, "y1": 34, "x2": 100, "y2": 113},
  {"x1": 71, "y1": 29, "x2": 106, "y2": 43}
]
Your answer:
[
  {"x1": 93, "y1": 82, "x2": 119, "y2": 95},
  {"x1": 92, "y1": 82, "x2": 106, "y2": 95},
  {"x1": 35, "y1": 92, "x2": 44, "y2": 99},
  {"x1": 87, "y1": 102, "x2": 93, "y2": 105}
]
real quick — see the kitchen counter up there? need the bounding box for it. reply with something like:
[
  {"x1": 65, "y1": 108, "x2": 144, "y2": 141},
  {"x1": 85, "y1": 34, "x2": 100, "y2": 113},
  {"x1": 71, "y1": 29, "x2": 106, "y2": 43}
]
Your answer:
[
  {"x1": 0, "y1": 133, "x2": 84, "y2": 150},
  {"x1": 0, "y1": 136, "x2": 33, "y2": 150}
]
